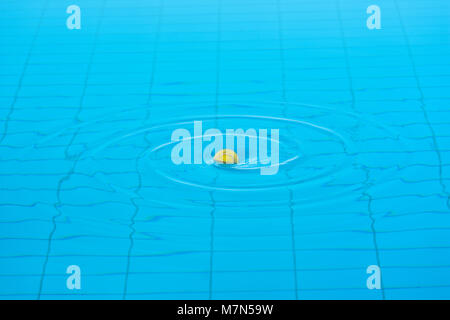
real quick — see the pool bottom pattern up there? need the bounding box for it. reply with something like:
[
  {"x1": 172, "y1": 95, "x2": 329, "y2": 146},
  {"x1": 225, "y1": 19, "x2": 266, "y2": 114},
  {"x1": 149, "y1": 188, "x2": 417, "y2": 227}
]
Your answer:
[{"x1": 0, "y1": 0, "x2": 449, "y2": 299}]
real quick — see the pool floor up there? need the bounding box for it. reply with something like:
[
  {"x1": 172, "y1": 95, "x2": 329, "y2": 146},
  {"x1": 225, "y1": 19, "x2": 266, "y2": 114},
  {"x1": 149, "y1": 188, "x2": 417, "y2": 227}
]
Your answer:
[{"x1": 0, "y1": 0, "x2": 449, "y2": 299}]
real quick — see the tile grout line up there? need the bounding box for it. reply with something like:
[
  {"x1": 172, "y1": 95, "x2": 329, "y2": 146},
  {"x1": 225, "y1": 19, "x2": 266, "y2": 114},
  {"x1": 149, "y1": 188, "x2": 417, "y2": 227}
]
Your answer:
[
  {"x1": 394, "y1": 0, "x2": 450, "y2": 210},
  {"x1": 335, "y1": 0, "x2": 356, "y2": 112},
  {"x1": 336, "y1": 0, "x2": 385, "y2": 299},
  {"x1": 0, "y1": 0, "x2": 49, "y2": 145},
  {"x1": 122, "y1": 0, "x2": 165, "y2": 300},
  {"x1": 276, "y1": 0, "x2": 299, "y2": 300},
  {"x1": 362, "y1": 168, "x2": 386, "y2": 299},
  {"x1": 37, "y1": 0, "x2": 107, "y2": 300},
  {"x1": 209, "y1": 0, "x2": 222, "y2": 300}
]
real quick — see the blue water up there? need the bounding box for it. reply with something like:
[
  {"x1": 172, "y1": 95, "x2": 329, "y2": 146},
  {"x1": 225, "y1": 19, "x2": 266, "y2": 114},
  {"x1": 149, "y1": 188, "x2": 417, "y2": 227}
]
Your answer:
[{"x1": 0, "y1": 0, "x2": 449, "y2": 300}]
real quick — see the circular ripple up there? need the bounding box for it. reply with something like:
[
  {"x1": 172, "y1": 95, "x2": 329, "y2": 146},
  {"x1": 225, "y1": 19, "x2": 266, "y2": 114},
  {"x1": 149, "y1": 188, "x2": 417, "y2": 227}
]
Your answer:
[
  {"x1": 144, "y1": 115, "x2": 352, "y2": 191},
  {"x1": 31, "y1": 102, "x2": 411, "y2": 211}
]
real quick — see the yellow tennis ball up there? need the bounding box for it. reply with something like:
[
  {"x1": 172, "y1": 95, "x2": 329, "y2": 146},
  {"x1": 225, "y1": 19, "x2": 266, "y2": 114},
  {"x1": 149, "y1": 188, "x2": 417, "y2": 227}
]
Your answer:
[{"x1": 213, "y1": 149, "x2": 239, "y2": 164}]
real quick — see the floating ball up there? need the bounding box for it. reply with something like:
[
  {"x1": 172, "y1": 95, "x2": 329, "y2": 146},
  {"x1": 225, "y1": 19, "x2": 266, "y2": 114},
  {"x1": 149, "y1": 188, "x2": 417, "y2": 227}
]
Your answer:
[{"x1": 213, "y1": 149, "x2": 239, "y2": 164}]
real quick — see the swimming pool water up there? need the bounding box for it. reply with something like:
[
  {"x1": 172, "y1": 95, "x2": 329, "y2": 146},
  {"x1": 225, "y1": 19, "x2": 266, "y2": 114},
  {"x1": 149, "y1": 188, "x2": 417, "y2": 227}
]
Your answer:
[{"x1": 0, "y1": 0, "x2": 449, "y2": 299}]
